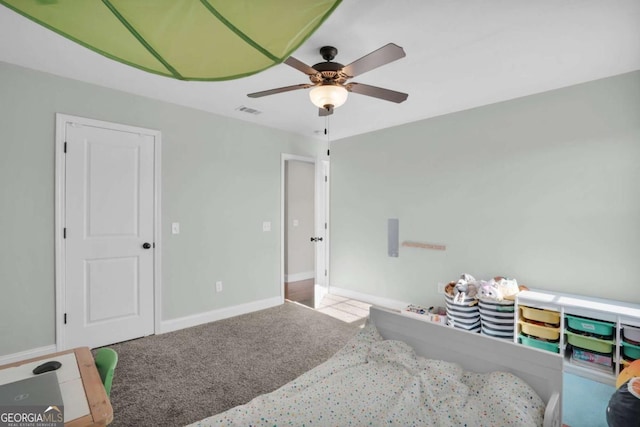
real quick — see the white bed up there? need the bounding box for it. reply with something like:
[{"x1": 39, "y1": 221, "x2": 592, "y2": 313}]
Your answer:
[{"x1": 191, "y1": 306, "x2": 563, "y2": 427}]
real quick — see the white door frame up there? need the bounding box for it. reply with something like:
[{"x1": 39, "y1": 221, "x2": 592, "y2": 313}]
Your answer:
[
  {"x1": 280, "y1": 154, "x2": 329, "y2": 308},
  {"x1": 54, "y1": 113, "x2": 162, "y2": 351},
  {"x1": 321, "y1": 160, "x2": 330, "y2": 298}
]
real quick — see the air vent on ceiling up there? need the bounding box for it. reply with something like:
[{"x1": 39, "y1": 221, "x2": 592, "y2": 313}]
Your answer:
[{"x1": 236, "y1": 106, "x2": 262, "y2": 115}]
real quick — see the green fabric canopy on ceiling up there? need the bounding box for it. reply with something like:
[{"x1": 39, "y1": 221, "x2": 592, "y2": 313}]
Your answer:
[{"x1": 0, "y1": 0, "x2": 341, "y2": 80}]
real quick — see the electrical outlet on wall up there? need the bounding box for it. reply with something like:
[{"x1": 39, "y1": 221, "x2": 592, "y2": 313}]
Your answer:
[
  {"x1": 215, "y1": 281, "x2": 223, "y2": 293},
  {"x1": 437, "y1": 282, "x2": 445, "y2": 294}
]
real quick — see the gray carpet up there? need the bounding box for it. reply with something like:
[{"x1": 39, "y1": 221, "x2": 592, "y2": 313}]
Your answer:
[{"x1": 99, "y1": 302, "x2": 360, "y2": 427}]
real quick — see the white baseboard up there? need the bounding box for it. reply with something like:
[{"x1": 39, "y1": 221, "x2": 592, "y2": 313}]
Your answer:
[
  {"x1": 0, "y1": 344, "x2": 57, "y2": 366},
  {"x1": 284, "y1": 271, "x2": 314, "y2": 283},
  {"x1": 328, "y1": 286, "x2": 409, "y2": 311},
  {"x1": 158, "y1": 296, "x2": 283, "y2": 334}
]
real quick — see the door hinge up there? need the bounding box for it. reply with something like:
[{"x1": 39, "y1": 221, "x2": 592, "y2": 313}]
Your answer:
[
  {"x1": 64, "y1": 142, "x2": 67, "y2": 153},
  {"x1": 324, "y1": 175, "x2": 327, "y2": 182},
  {"x1": 64, "y1": 313, "x2": 67, "y2": 324},
  {"x1": 63, "y1": 228, "x2": 66, "y2": 239},
  {"x1": 153, "y1": 242, "x2": 156, "y2": 248},
  {"x1": 325, "y1": 269, "x2": 327, "y2": 276},
  {"x1": 324, "y1": 222, "x2": 327, "y2": 230}
]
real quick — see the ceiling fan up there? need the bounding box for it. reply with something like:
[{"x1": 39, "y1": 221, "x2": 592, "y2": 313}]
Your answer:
[{"x1": 247, "y1": 43, "x2": 408, "y2": 116}]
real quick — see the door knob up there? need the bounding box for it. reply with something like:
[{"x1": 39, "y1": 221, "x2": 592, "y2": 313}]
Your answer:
[
  {"x1": 310, "y1": 237, "x2": 323, "y2": 242},
  {"x1": 142, "y1": 242, "x2": 152, "y2": 249}
]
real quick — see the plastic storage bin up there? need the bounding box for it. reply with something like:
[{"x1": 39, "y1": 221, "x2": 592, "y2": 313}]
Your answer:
[
  {"x1": 519, "y1": 334, "x2": 560, "y2": 353},
  {"x1": 572, "y1": 348, "x2": 613, "y2": 367},
  {"x1": 623, "y1": 325, "x2": 640, "y2": 344},
  {"x1": 520, "y1": 306, "x2": 560, "y2": 325},
  {"x1": 565, "y1": 330, "x2": 614, "y2": 353},
  {"x1": 622, "y1": 341, "x2": 640, "y2": 360},
  {"x1": 565, "y1": 315, "x2": 614, "y2": 338},
  {"x1": 518, "y1": 320, "x2": 561, "y2": 341}
]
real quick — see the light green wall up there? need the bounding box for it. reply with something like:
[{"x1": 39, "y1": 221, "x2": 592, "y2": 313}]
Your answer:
[
  {"x1": 0, "y1": 61, "x2": 319, "y2": 357},
  {"x1": 331, "y1": 71, "x2": 640, "y2": 306}
]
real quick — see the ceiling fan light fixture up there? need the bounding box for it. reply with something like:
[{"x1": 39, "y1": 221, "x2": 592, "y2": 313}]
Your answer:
[{"x1": 309, "y1": 84, "x2": 348, "y2": 109}]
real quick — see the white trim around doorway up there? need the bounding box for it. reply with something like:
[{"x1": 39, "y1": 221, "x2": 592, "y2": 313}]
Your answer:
[
  {"x1": 281, "y1": 153, "x2": 328, "y2": 306},
  {"x1": 54, "y1": 113, "x2": 162, "y2": 351}
]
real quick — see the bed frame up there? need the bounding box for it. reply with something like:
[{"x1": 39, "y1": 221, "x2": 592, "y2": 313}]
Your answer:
[{"x1": 369, "y1": 306, "x2": 563, "y2": 427}]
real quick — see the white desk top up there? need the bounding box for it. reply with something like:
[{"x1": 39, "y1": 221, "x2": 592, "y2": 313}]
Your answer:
[{"x1": 0, "y1": 352, "x2": 90, "y2": 422}]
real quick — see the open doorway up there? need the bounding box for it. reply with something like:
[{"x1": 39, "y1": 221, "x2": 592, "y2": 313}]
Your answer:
[
  {"x1": 284, "y1": 159, "x2": 315, "y2": 307},
  {"x1": 281, "y1": 155, "x2": 328, "y2": 309}
]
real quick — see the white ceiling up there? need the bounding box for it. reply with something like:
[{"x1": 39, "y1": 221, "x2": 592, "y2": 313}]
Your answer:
[{"x1": 1, "y1": 0, "x2": 639, "y2": 141}]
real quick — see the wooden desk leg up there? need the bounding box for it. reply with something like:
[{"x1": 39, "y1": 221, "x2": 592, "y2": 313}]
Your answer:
[{"x1": 69, "y1": 347, "x2": 114, "y2": 426}]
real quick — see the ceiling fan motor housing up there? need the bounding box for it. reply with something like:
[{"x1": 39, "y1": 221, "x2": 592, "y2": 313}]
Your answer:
[
  {"x1": 311, "y1": 62, "x2": 348, "y2": 84},
  {"x1": 310, "y1": 46, "x2": 350, "y2": 84}
]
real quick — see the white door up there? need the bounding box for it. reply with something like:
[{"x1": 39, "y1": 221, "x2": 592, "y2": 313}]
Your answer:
[{"x1": 62, "y1": 119, "x2": 156, "y2": 349}]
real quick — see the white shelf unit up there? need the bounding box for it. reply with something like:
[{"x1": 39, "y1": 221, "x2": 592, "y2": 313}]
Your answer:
[{"x1": 515, "y1": 290, "x2": 640, "y2": 385}]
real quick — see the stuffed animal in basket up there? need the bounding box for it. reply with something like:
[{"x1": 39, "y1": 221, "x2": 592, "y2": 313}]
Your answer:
[
  {"x1": 607, "y1": 360, "x2": 640, "y2": 426},
  {"x1": 477, "y1": 281, "x2": 500, "y2": 301},
  {"x1": 477, "y1": 277, "x2": 520, "y2": 302},
  {"x1": 453, "y1": 273, "x2": 477, "y2": 303}
]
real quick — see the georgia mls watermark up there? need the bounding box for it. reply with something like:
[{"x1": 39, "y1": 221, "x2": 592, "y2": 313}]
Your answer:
[{"x1": 0, "y1": 405, "x2": 64, "y2": 427}]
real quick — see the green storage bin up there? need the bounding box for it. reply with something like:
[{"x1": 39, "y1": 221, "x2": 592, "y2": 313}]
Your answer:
[
  {"x1": 565, "y1": 315, "x2": 614, "y2": 337},
  {"x1": 565, "y1": 330, "x2": 614, "y2": 353},
  {"x1": 622, "y1": 340, "x2": 640, "y2": 360},
  {"x1": 519, "y1": 334, "x2": 560, "y2": 353}
]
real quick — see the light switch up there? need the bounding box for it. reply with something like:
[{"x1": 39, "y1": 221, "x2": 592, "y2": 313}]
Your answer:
[
  {"x1": 293, "y1": 219, "x2": 299, "y2": 227},
  {"x1": 263, "y1": 221, "x2": 271, "y2": 232},
  {"x1": 172, "y1": 222, "x2": 180, "y2": 234}
]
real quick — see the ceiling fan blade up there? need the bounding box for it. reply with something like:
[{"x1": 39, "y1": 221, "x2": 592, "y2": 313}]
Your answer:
[
  {"x1": 347, "y1": 83, "x2": 408, "y2": 103},
  {"x1": 342, "y1": 43, "x2": 406, "y2": 78},
  {"x1": 284, "y1": 56, "x2": 319, "y2": 76},
  {"x1": 247, "y1": 84, "x2": 312, "y2": 98},
  {"x1": 318, "y1": 106, "x2": 334, "y2": 117}
]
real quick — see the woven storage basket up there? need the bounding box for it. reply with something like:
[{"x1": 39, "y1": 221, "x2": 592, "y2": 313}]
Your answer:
[
  {"x1": 445, "y1": 293, "x2": 479, "y2": 332},
  {"x1": 479, "y1": 299, "x2": 514, "y2": 339},
  {"x1": 478, "y1": 299, "x2": 515, "y2": 313},
  {"x1": 482, "y1": 325, "x2": 514, "y2": 339}
]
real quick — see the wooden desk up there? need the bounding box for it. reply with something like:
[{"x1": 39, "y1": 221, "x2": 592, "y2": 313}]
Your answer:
[{"x1": 0, "y1": 347, "x2": 113, "y2": 426}]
